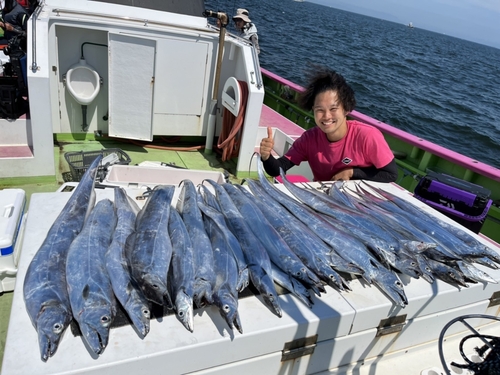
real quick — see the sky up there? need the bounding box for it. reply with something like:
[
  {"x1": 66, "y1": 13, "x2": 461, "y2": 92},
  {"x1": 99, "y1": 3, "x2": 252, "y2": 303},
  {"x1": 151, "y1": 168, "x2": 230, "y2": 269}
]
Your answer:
[{"x1": 309, "y1": 0, "x2": 500, "y2": 49}]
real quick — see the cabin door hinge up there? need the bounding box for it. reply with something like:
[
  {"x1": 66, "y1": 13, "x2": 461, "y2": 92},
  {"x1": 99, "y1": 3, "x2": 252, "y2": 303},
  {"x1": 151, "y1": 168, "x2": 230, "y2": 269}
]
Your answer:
[
  {"x1": 376, "y1": 314, "x2": 407, "y2": 337},
  {"x1": 488, "y1": 291, "x2": 500, "y2": 307},
  {"x1": 281, "y1": 334, "x2": 318, "y2": 362}
]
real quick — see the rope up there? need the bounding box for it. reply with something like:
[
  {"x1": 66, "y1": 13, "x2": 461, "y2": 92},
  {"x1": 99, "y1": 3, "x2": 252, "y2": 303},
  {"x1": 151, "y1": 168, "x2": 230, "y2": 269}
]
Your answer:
[{"x1": 217, "y1": 80, "x2": 249, "y2": 161}]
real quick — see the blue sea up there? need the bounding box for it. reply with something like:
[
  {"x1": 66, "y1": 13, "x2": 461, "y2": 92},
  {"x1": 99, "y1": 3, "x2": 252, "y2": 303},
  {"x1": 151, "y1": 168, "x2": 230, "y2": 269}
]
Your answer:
[{"x1": 206, "y1": 0, "x2": 500, "y2": 169}]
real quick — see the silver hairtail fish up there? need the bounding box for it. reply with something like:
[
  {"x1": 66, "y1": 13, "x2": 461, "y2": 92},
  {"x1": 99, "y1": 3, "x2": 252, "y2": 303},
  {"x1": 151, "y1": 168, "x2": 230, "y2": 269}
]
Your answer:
[
  {"x1": 66, "y1": 199, "x2": 118, "y2": 356},
  {"x1": 105, "y1": 187, "x2": 150, "y2": 338},
  {"x1": 204, "y1": 178, "x2": 282, "y2": 317},
  {"x1": 240, "y1": 181, "x2": 349, "y2": 292},
  {"x1": 255, "y1": 157, "x2": 407, "y2": 307},
  {"x1": 127, "y1": 185, "x2": 174, "y2": 308},
  {"x1": 176, "y1": 180, "x2": 215, "y2": 308},
  {"x1": 222, "y1": 182, "x2": 324, "y2": 294},
  {"x1": 203, "y1": 210, "x2": 243, "y2": 333},
  {"x1": 245, "y1": 178, "x2": 363, "y2": 279},
  {"x1": 271, "y1": 262, "x2": 314, "y2": 308},
  {"x1": 454, "y1": 260, "x2": 497, "y2": 285},
  {"x1": 426, "y1": 258, "x2": 468, "y2": 289},
  {"x1": 197, "y1": 192, "x2": 250, "y2": 293},
  {"x1": 23, "y1": 154, "x2": 102, "y2": 362},
  {"x1": 167, "y1": 207, "x2": 195, "y2": 332},
  {"x1": 360, "y1": 182, "x2": 500, "y2": 266}
]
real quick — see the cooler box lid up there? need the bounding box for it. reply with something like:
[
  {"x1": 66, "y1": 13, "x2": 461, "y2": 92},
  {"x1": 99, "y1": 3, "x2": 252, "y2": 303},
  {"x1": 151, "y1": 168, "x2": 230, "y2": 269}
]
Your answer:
[{"x1": 0, "y1": 189, "x2": 26, "y2": 256}]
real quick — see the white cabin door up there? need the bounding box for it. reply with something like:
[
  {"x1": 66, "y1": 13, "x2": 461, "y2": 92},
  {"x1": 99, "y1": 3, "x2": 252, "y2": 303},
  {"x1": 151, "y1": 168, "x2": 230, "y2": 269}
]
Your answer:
[{"x1": 108, "y1": 33, "x2": 156, "y2": 141}]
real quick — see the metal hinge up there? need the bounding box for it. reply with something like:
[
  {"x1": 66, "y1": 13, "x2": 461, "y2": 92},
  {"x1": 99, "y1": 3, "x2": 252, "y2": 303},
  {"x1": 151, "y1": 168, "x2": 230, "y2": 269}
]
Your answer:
[
  {"x1": 376, "y1": 314, "x2": 407, "y2": 337},
  {"x1": 489, "y1": 291, "x2": 500, "y2": 307},
  {"x1": 281, "y1": 334, "x2": 318, "y2": 362}
]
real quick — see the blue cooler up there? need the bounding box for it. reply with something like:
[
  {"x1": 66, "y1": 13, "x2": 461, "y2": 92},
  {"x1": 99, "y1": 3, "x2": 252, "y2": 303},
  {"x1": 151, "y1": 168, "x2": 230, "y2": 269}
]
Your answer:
[{"x1": 0, "y1": 189, "x2": 27, "y2": 292}]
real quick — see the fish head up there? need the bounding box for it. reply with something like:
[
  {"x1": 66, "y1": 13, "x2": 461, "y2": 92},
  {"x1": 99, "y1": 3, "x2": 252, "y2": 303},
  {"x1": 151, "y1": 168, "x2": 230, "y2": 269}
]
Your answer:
[
  {"x1": 261, "y1": 291, "x2": 282, "y2": 318},
  {"x1": 175, "y1": 292, "x2": 194, "y2": 332},
  {"x1": 395, "y1": 256, "x2": 422, "y2": 279},
  {"x1": 445, "y1": 267, "x2": 469, "y2": 288},
  {"x1": 214, "y1": 291, "x2": 240, "y2": 331},
  {"x1": 193, "y1": 279, "x2": 214, "y2": 308},
  {"x1": 139, "y1": 273, "x2": 169, "y2": 306},
  {"x1": 251, "y1": 272, "x2": 282, "y2": 317},
  {"x1": 126, "y1": 299, "x2": 151, "y2": 337},
  {"x1": 36, "y1": 303, "x2": 73, "y2": 362},
  {"x1": 415, "y1": 254, "x2": 435, "y2": 283},
  {"x1": 480, "y1": 245, "x2": 500, "y2": 266},
  {"x1": 427, "y1": 259, "x2": 468, "y2": 288},
  {"x1": 293, "y1": 266, "x2": 323, "y2": 291},
  {"x1": 374, "y1": 271, "x2": 408, "y2": 308},
  {"x1": 78, "y1": 306, "x2": 115, "y2": 355}
]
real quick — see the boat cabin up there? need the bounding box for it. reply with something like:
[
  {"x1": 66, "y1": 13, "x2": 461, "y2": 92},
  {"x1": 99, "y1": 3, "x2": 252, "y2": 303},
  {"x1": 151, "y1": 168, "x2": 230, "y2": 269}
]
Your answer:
[{"x1": 0, "y1": 0, "x2": 264, "y2": 180}]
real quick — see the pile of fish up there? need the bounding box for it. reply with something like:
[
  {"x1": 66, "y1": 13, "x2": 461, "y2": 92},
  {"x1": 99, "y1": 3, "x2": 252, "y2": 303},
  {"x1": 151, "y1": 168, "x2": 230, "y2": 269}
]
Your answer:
[{"x1": 23, "y1": 154, "x2": 500, "y2": 362}]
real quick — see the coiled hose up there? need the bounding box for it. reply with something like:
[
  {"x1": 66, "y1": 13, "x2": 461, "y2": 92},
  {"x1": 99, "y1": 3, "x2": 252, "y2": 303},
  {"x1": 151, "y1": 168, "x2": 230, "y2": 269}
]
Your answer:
[{"x1": 217, "y1": 80, "x2": 249, "y2": 162}]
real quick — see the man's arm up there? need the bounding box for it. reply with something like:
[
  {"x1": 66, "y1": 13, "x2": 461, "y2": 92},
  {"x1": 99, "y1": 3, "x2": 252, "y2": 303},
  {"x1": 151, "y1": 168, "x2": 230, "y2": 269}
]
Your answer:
[
  {"x1": 262, "y1": 156, "x2": 296, "y2": 177},
  {"x1": 351, "y1": 158, "x2": 398, "y2": 182}
]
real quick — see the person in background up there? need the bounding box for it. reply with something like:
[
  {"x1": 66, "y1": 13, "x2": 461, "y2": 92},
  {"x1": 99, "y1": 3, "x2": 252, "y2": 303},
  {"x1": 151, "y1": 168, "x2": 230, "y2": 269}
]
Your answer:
[
  {"x1": 0, "y1": 0, "x2": 29, "y2": 41},
  {"x1": 259, "y1": 67, "x2": 398, "y2": 183},
  {"x1": 232, "y1": 8, "x2": 260, "y2": 54}
]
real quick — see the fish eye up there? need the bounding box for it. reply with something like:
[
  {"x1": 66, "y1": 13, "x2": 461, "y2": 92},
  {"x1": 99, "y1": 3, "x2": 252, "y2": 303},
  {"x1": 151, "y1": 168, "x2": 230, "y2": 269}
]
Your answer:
[
  {"x1": 178, "y1": 311, "x2": 184, "y2": 317},
  {"x1": 101, "y1": 315, "x2": 111, "y2": 323},
  {"x1": 223, "y1": 305, "x2": 230, "y2": 312},
  {"x1": 53, "y1": 323, "x2": 63, "y2": 333}
]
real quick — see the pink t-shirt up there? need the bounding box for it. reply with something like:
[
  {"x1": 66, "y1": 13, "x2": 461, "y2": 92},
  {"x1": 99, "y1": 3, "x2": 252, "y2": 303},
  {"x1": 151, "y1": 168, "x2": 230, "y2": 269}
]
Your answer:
[{"x1": 285, "y1": 120, "x2": 394, "y2": 181}]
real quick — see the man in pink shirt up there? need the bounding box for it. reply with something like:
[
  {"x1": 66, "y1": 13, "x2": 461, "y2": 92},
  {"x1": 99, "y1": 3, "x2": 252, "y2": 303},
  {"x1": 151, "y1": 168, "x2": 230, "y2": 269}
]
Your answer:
[{"x1": 260, "y1": 67, "x2": 397, "y2": 182}]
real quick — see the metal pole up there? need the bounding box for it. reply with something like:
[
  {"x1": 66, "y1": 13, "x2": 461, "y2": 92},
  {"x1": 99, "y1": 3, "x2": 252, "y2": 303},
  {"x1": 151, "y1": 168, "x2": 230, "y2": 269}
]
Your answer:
[{"x1": 204, "y1": 11, "x2": 228, "y2": 154}]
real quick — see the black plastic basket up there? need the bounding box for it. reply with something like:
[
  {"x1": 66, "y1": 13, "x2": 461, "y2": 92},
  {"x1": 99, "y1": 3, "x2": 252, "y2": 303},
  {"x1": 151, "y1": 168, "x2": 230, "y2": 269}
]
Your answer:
[{"x1": 64, "y1": 148, "x2": 131, "y2": 182}]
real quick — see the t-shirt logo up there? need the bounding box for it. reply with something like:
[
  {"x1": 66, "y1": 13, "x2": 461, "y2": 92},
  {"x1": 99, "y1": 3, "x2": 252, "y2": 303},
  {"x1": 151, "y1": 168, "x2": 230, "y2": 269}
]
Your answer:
[{"x1": 342, "y1": 157, "x2": 352, "y2": 165}]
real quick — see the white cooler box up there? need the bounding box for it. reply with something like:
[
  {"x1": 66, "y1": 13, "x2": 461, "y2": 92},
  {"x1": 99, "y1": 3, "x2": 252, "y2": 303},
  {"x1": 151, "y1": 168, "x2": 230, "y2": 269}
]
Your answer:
[
  {"x1": 3, "y1": 185, "x2": 500, "y2": 375},
  {"x1": 0, "y1": 189, "x2": 27, "y2": 292},
  {"x1": 102, "y1": 164, "x2": 226, "y2": 188}
]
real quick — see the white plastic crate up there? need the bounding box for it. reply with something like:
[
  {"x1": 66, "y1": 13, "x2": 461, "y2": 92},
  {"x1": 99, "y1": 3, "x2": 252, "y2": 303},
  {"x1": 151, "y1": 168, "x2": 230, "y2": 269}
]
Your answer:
[
  {"x1": 103, "y1": 164, "x2": 226, "y2": 188},
  {"x1": 0, "y1": 188, "x2": 26, "y2": 292}
]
